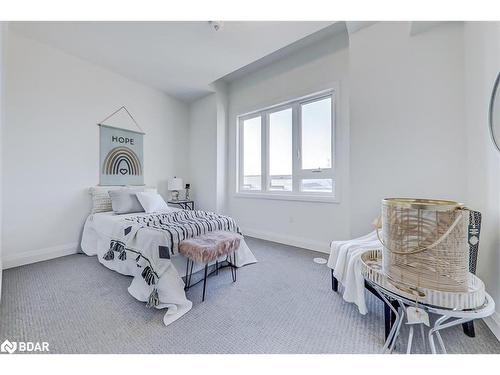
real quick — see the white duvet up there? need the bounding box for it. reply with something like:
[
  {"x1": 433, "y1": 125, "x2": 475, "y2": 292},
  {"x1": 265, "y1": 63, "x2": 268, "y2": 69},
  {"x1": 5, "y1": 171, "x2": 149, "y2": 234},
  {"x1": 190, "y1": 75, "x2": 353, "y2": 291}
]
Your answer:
[{"x1": 81, "y1": 209, "x2": 257, "y2": 326}]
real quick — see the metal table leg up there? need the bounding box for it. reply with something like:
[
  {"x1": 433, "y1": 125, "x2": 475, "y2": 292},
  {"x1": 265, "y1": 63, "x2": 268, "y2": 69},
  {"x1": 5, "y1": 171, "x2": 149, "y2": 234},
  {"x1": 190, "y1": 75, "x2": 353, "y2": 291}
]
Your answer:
[
  {"x1": 420, "y1": 324, "x2": 427, "y2": 353},
  {"x1": 428, "y1": 316, "x2": 471, "y2": 354},
  {"x1": 406, "y1": 326, "x2": 414, "y2": 354},
  {"x1": 387, "y1": 300, "x2": 406, "y2": 353},
  {"x1": 375, "y1": 288, "x2": 404, "y2": 353},
  {"x1": 407, "y1": 323, "x2": 428, "y2": 354}
]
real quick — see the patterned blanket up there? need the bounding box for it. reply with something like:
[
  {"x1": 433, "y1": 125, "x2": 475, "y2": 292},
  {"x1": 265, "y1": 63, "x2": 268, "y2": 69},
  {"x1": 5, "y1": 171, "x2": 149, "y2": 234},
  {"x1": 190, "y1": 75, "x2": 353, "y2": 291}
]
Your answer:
[{"x1": 102, "y1": 210, "x2": 240, "y2": 307}]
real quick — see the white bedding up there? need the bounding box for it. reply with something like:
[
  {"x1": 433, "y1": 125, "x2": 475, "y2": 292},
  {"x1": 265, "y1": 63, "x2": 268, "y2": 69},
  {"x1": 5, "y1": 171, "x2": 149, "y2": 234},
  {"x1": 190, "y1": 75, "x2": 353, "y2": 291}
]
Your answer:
[
  {"x1": 327, "y1": 231, "x2": 381, "y2": 315},
  {"x1": 81, "y1": 209, "x2": 257, "y2": 326}
]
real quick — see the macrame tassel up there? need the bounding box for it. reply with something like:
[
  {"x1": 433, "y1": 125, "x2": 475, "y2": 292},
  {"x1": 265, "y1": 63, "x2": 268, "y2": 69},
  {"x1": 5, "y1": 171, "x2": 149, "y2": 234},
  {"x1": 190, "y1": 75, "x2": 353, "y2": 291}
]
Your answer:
[
  {"x1": 118, "y1": 249, "x2": 127, "y2": 261},
  {"x1": 114, "y1": 242, "x2": 124, "y2": 253},
  {"x1": 103, "y1": 249, "x2": 115, "y2": 261},
  {"x1": 141, "y1": 266, "x2": 156, "y2": 285},
  {"x1": 146, "y1": 288, "x2": 159, "y2": 308}
]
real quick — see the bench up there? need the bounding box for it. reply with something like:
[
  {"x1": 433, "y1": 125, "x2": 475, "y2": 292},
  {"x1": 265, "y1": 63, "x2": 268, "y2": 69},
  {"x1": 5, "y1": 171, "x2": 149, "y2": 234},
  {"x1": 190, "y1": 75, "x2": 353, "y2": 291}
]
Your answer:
[{"x1": 179, "y1": 231, "x2": 242, "y2": 301}]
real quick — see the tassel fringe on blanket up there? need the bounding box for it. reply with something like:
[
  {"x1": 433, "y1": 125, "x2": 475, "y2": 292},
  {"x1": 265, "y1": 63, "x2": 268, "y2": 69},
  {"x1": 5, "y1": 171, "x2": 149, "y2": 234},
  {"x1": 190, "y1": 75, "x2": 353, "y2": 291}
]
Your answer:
[
  {"x1": 118, "y1": 249, "x2": 127, "y2": 260},
  {"x1": 103, "y1": 241, "x2": 157, "y2": 286},
  {"x1": 147, "y1": 288, "x2": 159, "y2": 308},
  {"x1": 103, "y1": 240, "x2": 126, "y2": 261},
  {"x1": 102, "y1": 244, "x2": 159, "y2": 307},
  {"x1": 103, "y1": 248, "x2": 114, "y2": 260},
  {"x1": 141, "y1": 266, "x2": 156, "y2": 285}
]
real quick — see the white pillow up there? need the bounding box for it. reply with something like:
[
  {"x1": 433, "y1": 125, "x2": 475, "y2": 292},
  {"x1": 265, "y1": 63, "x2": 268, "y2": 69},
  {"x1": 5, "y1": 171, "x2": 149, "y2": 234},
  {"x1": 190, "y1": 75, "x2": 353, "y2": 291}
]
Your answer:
[
  {"x1": 136, "y1": 192, "x2": 171, "y2": 213},
  {"x1": 89, "y1": 186, "x2": 157, "y2": 214},
  {"x1": 109, "y1": 189, "x2": 145, "y2": 214}
]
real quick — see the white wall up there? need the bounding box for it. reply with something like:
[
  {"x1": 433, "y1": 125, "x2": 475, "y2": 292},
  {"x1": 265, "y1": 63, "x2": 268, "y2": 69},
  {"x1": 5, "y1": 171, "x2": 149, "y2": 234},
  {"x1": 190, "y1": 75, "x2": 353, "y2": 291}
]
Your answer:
[
  {"x1": 224, "y1": 22, "x2": 469, "y2": 255},
  {"x1": 188, "y1": 93, "x2": 218, "y2": 211},
  {"x1": 213, "y1": 80, "x2": 229, "y2": 213},
  {"x1": 463, "y1": 21, "x2": 500, "y2": 338},
  {"x1": 227, "y1": 32, "x2": 351, "y2": 252},
  {"x1": 349, "y1": 22, "x2": 467, "y2": 237},
  {"x1": 1, "y1": 30, "x2": 190, "y2": 268}
]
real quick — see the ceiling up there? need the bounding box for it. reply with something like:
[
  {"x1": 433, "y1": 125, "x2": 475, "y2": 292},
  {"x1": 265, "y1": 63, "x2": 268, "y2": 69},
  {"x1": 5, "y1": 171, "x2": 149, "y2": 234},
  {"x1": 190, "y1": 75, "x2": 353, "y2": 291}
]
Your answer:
[{"x1": 10, "y1": 21, "x2": 335, "y2": 102}]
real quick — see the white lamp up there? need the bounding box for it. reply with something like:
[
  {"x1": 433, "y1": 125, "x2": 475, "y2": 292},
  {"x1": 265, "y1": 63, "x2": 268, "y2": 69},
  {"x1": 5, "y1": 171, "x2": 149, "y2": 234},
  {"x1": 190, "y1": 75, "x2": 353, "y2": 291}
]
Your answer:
[{"x1": 168, "y1": 177, "x2": 183, "y2": 201}]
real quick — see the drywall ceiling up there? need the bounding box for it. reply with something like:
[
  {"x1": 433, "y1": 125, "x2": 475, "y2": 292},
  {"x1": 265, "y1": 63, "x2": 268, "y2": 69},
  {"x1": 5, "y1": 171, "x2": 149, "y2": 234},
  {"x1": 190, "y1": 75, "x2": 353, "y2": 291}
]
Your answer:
[
  {"x1": 222, "y1": 22, "x2": 349, "y2": 82},
  {"x1": 9, "y1": 21, "x2": 334, "y2": 101}
]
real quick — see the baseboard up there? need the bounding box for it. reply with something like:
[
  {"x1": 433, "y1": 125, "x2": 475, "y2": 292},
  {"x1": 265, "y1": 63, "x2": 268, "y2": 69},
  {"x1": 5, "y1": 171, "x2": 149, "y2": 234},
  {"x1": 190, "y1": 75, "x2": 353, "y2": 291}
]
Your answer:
[
  {"x1": 240, "y1": 227, "x2": 330, "y2": 254},
  {"x1": 2, "y1": 242, "x2": 79, "y2": 269},
  {"x1": 483, "y1": 311, "x2": 500, "y2": 341}
]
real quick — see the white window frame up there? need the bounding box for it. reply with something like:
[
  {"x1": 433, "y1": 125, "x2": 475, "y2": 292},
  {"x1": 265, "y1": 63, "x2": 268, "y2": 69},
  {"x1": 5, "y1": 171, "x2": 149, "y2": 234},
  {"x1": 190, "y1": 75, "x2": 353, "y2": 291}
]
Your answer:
[{"x1": 236, "y1": 89, "x2": 337, "y2": 203}]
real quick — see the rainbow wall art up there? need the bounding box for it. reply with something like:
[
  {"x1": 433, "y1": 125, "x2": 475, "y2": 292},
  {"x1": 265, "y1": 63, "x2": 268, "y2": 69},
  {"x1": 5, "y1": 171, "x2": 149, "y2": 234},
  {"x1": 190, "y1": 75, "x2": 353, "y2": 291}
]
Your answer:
[{"x1": 99, "y1": 124, "x2": 144, "y2": 185}]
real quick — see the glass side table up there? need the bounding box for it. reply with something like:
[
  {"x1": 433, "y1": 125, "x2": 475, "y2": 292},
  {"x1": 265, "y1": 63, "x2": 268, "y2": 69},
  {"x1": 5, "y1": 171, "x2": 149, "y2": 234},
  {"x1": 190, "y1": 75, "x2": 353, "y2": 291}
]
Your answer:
[{"x1": 360, "y1": 250, "x2": 495, "y2": 354}]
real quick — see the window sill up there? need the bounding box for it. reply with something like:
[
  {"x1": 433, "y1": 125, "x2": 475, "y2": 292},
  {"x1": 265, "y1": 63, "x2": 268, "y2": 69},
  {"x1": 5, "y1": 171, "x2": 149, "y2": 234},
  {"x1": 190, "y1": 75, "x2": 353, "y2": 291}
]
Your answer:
[{"x1": 233, "y1": 192, "x2": 339, "y2": 204}]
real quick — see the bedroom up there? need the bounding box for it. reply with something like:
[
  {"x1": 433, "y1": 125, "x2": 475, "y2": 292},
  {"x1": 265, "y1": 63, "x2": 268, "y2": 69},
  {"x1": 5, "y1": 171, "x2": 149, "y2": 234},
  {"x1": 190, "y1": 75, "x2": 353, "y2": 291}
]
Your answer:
[{"x1": 0, "y1": 0, "x2": 499, "y2": 368}]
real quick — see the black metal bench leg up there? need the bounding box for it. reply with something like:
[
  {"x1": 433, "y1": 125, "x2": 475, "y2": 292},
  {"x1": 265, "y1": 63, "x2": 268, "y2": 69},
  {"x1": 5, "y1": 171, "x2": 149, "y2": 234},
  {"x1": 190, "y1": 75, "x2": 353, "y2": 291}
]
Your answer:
[
  {"x1": 202, "y1": 263, "x2": 208, "y2": 302},
  {"x1": 462, "y1": 321, "x2": 475, "y2": 338},
  {"x1": 230, "y1": 252, "x2": 237, "y2": 282},
  {"x1": 331, "y1": 269, "x2": 339, "y2": 292},
  {"x1": 384, "y1": 300, "x2": 398, "y2": 340},
  {"x1": 184, "y1": 258, "x2": 189, "y2": 289},
  {"x1": 185, "y1": 258, "x2": 194, "y2": 291}
]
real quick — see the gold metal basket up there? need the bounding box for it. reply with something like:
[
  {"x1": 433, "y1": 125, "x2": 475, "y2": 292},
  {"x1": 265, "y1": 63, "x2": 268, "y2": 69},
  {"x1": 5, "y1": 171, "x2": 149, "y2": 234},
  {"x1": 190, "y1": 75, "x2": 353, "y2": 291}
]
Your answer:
[{"x1": 378, "y1": 198, "x2": 469, "y2": 293}]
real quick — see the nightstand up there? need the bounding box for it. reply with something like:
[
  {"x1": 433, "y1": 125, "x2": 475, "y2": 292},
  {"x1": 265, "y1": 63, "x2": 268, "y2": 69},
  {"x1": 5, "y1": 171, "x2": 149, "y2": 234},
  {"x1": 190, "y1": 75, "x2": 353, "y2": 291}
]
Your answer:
[{"x1": 167, "y1": 200, "x2": 195, "y2": 210}]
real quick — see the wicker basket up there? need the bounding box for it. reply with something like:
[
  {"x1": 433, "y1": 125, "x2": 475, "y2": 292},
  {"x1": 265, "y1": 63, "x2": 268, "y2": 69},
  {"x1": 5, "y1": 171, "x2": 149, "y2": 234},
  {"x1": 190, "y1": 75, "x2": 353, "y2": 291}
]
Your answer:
[{"x1": 378, "y1": 198, "x2": 469, "y2": 293}]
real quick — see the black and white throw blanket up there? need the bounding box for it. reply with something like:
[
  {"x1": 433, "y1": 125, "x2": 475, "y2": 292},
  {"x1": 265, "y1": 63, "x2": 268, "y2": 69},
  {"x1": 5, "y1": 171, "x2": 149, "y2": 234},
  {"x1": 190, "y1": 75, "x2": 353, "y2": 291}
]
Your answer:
[{"x1": 103, "y1": 210, "x2": 240, "y2": 307}]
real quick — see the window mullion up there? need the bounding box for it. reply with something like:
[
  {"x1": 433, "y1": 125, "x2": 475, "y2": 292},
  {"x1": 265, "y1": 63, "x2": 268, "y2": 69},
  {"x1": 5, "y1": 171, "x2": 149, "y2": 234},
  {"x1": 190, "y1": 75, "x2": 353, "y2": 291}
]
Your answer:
[
  {"x1": 238, "y1": 118, "x2": 244, "y2": 192},
  {"x1": 292, "y1": 104, "x2": 300, "y2": 193},
  {"x1": 261, "y1": 113, "x2": 268, "y2": 192}
]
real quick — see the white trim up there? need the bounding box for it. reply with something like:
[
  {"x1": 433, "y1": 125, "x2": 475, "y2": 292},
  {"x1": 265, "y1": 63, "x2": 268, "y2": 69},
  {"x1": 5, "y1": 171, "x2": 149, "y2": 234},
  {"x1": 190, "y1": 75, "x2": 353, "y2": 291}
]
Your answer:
[
  {"x1": 483, "y1": 311, "x2": 500, "y2": 342},
  {"x1": 237, "y1": 88, "x2": 337, "y2": 198},
  {"x1": 237, "y1": 87, "x2": 336, "y2": 119},
  {"x1": 241, "y1": 227, "x2": 330, "y2": 254},
  {"x1": 234, "y1": 192, "x2": 339, "y2": 203},
  {"x1": 2, "y1": 242, "x2": 79, "y2": 269}
]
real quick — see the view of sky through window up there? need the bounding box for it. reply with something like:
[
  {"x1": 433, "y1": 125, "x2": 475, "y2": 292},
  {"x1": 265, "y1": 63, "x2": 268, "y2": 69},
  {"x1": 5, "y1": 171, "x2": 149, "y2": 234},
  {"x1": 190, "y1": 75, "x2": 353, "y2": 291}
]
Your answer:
[
  {"x1": 242, "y1": 94, "x2": 333, "y2": 192},
  {"x1": 243, "y1": 116, "x2": 261, "y2": 190},
  {"x1": 269, "y1": 108, "x2": 293, "y2": 191},
  {"x1": 301, "y1": 97, "x2": 332, "y2": 170}
]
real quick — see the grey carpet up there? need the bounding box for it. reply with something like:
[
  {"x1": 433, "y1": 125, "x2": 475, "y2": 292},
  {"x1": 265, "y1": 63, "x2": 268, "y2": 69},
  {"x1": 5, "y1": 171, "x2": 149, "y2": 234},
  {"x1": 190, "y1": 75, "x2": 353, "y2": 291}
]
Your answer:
[{"x1": 0, "y1": 237, "x2": 499, "y2": 354}]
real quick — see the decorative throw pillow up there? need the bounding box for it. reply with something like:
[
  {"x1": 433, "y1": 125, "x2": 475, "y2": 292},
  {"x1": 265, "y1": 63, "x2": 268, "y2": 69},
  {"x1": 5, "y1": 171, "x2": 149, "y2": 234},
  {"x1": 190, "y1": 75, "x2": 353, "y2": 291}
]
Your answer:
[
  {"x1": 89, "y1": 186, "x2": 119, "y2": 213},
  {"x1": 136, "y1": 192, "x2": 171, "y2": 213},
  {"x1": 108, "y1": 188, "x2": 145, "y2": 214},
  {"x1": 89, "y1": 186, "x2": 156, "y2": 214}
]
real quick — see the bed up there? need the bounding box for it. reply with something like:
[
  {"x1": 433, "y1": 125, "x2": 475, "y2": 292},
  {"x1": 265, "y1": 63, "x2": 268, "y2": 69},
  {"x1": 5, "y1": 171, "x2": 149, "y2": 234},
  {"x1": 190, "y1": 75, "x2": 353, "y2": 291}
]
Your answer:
[{"x1": 81, "y1": 208, "x2": 257, "y2": 326}]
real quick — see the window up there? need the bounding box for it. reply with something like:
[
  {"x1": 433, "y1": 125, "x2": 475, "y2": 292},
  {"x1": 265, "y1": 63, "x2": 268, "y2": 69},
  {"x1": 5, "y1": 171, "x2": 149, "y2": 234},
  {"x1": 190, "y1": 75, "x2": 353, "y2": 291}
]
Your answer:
[
  {"x1": 238, "y1": 90, "x2": 335, "y2": 199},
  {"x1": 269, "y1": 108, "x2": 293, "y2": 191},
  {"x1": 241, "y1": 116, "x2": 262, "y2": 190}
]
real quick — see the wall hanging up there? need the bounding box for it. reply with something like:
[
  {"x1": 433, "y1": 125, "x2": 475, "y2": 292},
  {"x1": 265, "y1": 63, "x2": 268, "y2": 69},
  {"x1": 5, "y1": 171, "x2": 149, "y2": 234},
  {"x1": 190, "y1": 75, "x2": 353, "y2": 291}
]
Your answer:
[{"x1": 98, "y1": 106, "x2": 144, "y2": 186}]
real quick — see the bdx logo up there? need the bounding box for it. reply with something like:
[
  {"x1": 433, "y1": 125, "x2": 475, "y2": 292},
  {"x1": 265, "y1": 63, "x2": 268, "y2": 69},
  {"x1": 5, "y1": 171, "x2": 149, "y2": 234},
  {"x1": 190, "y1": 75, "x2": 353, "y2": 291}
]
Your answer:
[
  {"x1": 1, "y1": 339, "x2": 49, "y2": 354},
  {"x1": 1, "y1": 340, "x2": 16, "y2": 354}
]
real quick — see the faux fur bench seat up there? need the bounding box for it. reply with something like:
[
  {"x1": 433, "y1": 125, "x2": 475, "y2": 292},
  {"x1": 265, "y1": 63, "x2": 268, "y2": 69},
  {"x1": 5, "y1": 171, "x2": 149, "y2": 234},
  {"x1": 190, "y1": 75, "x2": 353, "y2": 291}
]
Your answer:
[
  {"x1": 179, "y1": 231, "x2": 243, "y2": 263},
  {"x1": 179, "y1": 231, "x2": 242, "y2": 301}
]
